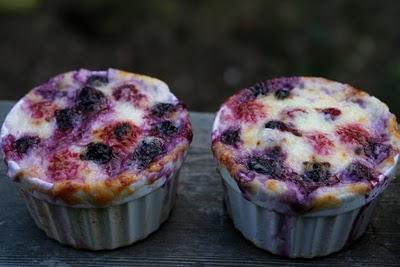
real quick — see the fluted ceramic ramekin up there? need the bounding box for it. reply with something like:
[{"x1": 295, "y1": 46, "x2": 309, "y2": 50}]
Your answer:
[
  {"x1": 20, "y1": 172, "x2": 179, "y2": 250},
  {"x1": 219, "y1": 157, "x2": 397, "y2": 258},
  {"x1": 1, "y1": 69, "x2": 192, "y2": 250},
  {"x1": 211, "y1": 77, "x2": 400, "y2": 258}
]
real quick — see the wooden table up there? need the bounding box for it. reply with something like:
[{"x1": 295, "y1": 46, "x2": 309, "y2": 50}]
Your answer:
[{"x1": 0, "y1": 101, "x2": 398, "y2": 266}]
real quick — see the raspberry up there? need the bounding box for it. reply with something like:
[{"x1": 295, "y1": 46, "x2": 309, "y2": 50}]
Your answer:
[
  {"x1": 48, "y1": 150, "x2": 80, "y2": 181},
  {"x1": 234, "y1": 100, "x2": 265, "y2": 123},
  {"x1": 336, "y1": 124, "x2": 370, "y2": 145},
  {"x1": 99, "y1": 122, "x2": 139, "y2": 149},
  {"x1": 80, "y1": 142, "x2": 114, "y2": 164},
  {"x1": 28, "y1": 101, "x2": 54, "y2": 120},
  {"x1": 285, "y1": 108, "x2": 307, "y2": 119},
  {"x1": 114, "y1": 123, "x2": 131, "y2": 140},
  {"x1": 113, "y1": 84, "x2": 146, "y2": 105},
  {"x1": 302, "y1": 161, "x2": 331, "y2": 182},
  {"x1": 306, "y1": 133, "x2": 334, "y2": 155},
  {"x1": 180, "y1": 120, "x2": 193, "y2": 142},
  {"x1": 318, "y1": 107, "x2": 341, "y2": 121},
  {"x1": 220, "y1": 128, "x2": 240, "y2": 147},
  {"x1": 77, "y1": 86, "x2": 107, "y2": 113}
]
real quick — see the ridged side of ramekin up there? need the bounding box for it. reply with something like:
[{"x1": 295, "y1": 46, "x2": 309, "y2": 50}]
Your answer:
[
  {"x1": 20, "y1": 174, "x2": 179, "y2": 250},
  {"x1": 218, "y1": 161, "x2": 398, "y2": 258},
  {"x1": 222, "y1": 178, "x2": 378, "y2": 258}
]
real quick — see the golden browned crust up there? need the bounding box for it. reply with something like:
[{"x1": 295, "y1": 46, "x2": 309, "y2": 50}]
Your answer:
[
  {"x1": 52, "y1": 180, "x2": 83, "y2": 205},
  {"x1": 388, "y1": 115, "x2": 400, "y2": 140},
  {"x1": 46, "y1": 142, "x2": 190, "y2": 206},
  {"x1": 309, "y1": 194, "x2": 341, "y2": 211},
  {"x1": 212, "y1": 142, "x2": 243, "y2": 180},
  {"x1": 212, "y1": 76, "x2": 400, "y2": 213},
  {"x1": 348, "y1": 183, "x2": 371, "y2": 195},
  {"x1": 264, "y1": 179, "x2": 285, "y2": 194}
]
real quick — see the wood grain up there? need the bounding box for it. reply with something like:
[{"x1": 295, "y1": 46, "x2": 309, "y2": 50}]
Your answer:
[{"x1": 0, "y1": 101, "x2": 398, "y2": 266}]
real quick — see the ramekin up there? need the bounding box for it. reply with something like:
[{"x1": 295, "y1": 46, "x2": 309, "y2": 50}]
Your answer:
[
  {"x1": 19, "y1": 172, "x2": 179, "y2": 250},
  {"x1": 219, "y1": 161, "x2": 398, "y2": 258}
]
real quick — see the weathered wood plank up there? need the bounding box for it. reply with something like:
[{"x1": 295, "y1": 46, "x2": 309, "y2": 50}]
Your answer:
[{"x1": 0, "y1": 101, "x2": 398, "y2": 266}]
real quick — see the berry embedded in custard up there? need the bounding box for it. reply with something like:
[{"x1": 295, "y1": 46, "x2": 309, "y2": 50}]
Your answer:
[
  {"x1": 212, "y1": 77, "x2": 400, "y2": 210},
  {"x1": 1, "y1": 69, "x2": 192, "y2": 205}
]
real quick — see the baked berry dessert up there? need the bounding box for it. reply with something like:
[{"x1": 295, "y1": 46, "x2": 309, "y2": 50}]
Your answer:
[
  {"x1": 212, "y1": 77, "x2": 399, "y2": 258},
  {"x1": 1, "y1": 68, "x2": 192, "y2": 250}
]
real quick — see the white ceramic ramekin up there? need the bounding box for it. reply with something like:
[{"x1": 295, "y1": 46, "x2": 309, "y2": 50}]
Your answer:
[
  {"x1": 219, "y1": 162, "x2": 397, "y2": 258},
  {"x1": 19, "y1": 173, "x2": 179, "y2": 250}
]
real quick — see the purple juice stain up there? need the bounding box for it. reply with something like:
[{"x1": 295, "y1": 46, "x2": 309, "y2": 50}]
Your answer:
[
  {"x1": 33, "y1": 75, "x2": 66, "y2": 101},
  {"x1": 364, "y1": 141, "x2": 391, "y2": 164},
  {"x1": 266, "y1": 77, "x2": 301, "y2": 100},
  {"x1": 343, "y1": 162, "x2": 375, "y2": 182},
  {"x1": 351, "y1": 98, "x2": 366, "y2": 108}
]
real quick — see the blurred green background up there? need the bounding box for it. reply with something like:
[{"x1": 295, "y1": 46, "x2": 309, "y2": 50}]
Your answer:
[{"x1": 0, "y1": 0, "x2": 399, "y2": 115}]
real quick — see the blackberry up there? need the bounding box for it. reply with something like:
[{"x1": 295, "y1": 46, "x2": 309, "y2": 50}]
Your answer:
[
  {"x1": 249, "y1": 82, "x2": 269, "y2": 97},
  {"x1": 265, "y1": 120, "x2": 301, "y2": 137},
  {"x1": 14, "y1": 136, "x2": 40, "y2": 155},
  {"x1": 302, "y1": 161, "x2": 331, "y2": 182},
  {"x1": 320, "y1": 108, "x2": 341, "y2": 120},
  {"x1": 345, "y1": 162, "x2": 374, "y2": 181},
  {"x1": 151, "y1": 103, "x2": 176, "y2": 117},
  {"x1": 86, "y1": 75, "x2": 108, "y2": 87},
  {"x1": 77, "y1": 86, "x2": 107, "y2": 113},
  {"x1": 80, "y1": 142, "x2": 113, "y2": 164},
  {"x1": 154, "y1": 121, "x2": 178, "y2": 137},
  {"x1": 274, "y1": 89, "x2": 290, "y2": 100},
  {"x1": 132, "y1": 138, "x2": 164, "y2": 169},
  {"x1": 247, "y1": 156, "x2": 283, "y2": 177},
  {"x1": 364, "y1": 141, "x2": 391, "y2": 163},
  {"x1": 220, "y1": 128, "x2": 240, "y2": 147},
  {"x1": 265, "y1": 120, "x2": 287, "y2": 131},
  {"x1": 55, "y1": 108, "x2": 77, "y2": 131}
]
